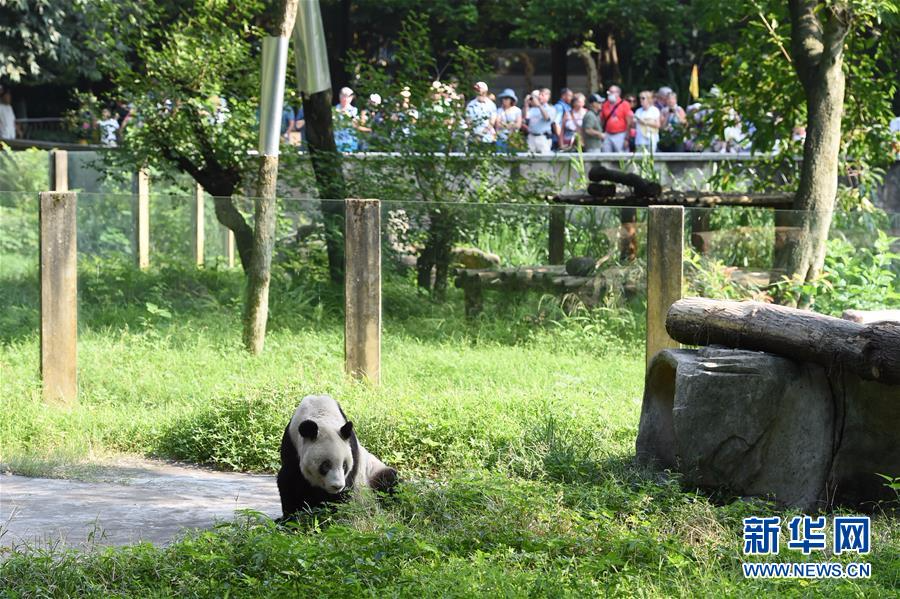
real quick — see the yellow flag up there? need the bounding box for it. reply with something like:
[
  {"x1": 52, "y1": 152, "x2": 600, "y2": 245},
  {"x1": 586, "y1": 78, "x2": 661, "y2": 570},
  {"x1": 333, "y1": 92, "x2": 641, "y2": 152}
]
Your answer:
[{"x1": 689, "y1": 64, "x2": 700, "y2": 100}]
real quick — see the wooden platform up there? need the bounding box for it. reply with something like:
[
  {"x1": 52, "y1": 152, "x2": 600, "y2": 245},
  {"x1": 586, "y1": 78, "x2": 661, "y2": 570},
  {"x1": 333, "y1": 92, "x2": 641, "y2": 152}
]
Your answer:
[
  {"x1": 453, "y1": 265, "x2": 638, "y2": 316},
  {"x1": 553, "y1": 191, "x2": 794, "y2": 208}
]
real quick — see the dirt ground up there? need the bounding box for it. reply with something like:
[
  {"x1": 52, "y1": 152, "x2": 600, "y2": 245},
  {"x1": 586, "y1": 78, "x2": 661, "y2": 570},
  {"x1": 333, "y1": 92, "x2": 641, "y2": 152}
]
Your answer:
[{"x1": 0, "y1": 458, "x2": 280, "y2": 549}]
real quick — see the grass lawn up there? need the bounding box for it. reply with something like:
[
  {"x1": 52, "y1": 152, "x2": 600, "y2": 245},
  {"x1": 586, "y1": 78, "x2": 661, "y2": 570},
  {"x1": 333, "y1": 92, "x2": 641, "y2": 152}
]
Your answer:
[{"x1": 1, "y1": 261, "x2": 898, "y2": 597}]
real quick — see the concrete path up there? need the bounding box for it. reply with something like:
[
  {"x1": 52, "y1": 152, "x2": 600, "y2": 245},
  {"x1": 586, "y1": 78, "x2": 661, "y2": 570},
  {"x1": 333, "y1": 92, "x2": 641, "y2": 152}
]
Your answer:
[{"x1": 0, "y1": 459, "x2": 280, "y2": 549}]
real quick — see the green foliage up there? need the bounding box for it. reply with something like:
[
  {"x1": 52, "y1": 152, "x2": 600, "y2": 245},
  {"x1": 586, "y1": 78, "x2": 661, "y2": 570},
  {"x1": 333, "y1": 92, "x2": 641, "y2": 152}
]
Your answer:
[
  {"x1": 777, "y1": 230, "x2": 900, "y2": 314},
  {"x1": 0, "y1": 146, "x2": 49, "y2": 192},
  {"x1": 0, "y1": 0, "x2": 100, "y2": 82},
  {"x1": 81, "y1": 0, "x2": 266, "y2": 193},
  {"x1": 700, "y1": 0, "x2": 899, "y2": 196}
]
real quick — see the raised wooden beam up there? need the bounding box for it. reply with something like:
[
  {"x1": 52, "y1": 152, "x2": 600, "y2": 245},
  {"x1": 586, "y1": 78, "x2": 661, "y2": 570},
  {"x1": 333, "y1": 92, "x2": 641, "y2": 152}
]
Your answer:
[
  {"x1": 344, "y1": 199, "x2": 381, "y2": 383},
  {"x1": 132, "y1": 168, "x2": 150, "y2": 269},
  {"x1": 646, "y1": 206, "x2": 684, "y2": 367},
  {"x1": 548, "y1": 205, "x2": 566, "y2": 265},
  {"x1": 553, "y1": 191, "x2": 794, "y2": 208},
  {"x1": 49, "y1": 150, "x2": 68, "y2": 192},
  {"x1": 192, "y1": 183, "x2": 205, "y2": 266},
  {"x1": 40, "y1": 191, "x2": 77, "y2": 402},
  {"x1": 667, "y1": 298, "x2": 900, "y2": 385}
]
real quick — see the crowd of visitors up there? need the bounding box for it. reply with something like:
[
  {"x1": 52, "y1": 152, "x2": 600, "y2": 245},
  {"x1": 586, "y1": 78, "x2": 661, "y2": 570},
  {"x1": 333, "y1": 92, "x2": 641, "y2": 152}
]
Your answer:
[{"x1": 314, "y1": 80, "x2": 758, "y2": 155}]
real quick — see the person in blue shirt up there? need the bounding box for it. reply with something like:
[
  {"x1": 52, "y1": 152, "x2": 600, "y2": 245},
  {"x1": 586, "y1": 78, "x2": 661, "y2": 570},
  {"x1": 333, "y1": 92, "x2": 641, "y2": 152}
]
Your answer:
[
  {"x1": 333, "y1": 87, "x2": 359, "y2": 152},
  {"x1": 524, "y1": 88, "x2": 556, "y2": 154},
  {"x1": 281, "y1": 105, "x2": 295, "y2": 142},
  {"x1": 552, "y1": 87, "x2": 573, "y2": 150}
]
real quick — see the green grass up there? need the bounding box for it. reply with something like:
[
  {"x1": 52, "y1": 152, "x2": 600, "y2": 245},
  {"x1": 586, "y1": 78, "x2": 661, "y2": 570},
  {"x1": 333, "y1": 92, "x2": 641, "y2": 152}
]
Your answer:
[{"x1": 1, "y1": 260, "x2": 898, "y2": 597}]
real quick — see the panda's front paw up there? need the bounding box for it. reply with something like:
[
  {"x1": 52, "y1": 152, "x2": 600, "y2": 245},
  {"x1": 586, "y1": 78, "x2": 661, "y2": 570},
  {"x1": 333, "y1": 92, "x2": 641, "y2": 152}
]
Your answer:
[{"x1": 370, "y1": 467, "x2": 399, "y2": 494}]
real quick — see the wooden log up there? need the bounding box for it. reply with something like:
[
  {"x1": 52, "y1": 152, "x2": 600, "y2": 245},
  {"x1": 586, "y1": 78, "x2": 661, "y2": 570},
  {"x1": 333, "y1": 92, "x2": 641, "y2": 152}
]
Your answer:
[
  {"x1": 49, "y1": 150, "x2": 68, "y2": 192},
  {"x1": 222, "y1": 226, "x2": 235, "y2": 268},
  {"x1": 588, "y1": 165, "x2": 662, "y2": 198},
  {"x1": 586, "y1": 183, "x2": 616, "y2": 198},
  {"x1": 646, "y1": 206, "x2": 684, "y2": 368},
  {"x1": 344, "y1": 199, "x2": 381, "y2": 383},
  {"x1": 40, "y1": 191, "x2": 77, "y2": 403},
  {"x1": 842, "y1": 309, "x2": 900, "y2": 325},
  {"x1": 553, "y1": 191, "x2": 793, "y2": 208},
  {"x1": 191, "y1": 183, "x2": 205, "y2": 266},
  {"x1": 132, "y1": 168, "x2": 150, "y2": 269},
  {"x1": 666, "y1": 298, "x2": 900, "y2": 385}
]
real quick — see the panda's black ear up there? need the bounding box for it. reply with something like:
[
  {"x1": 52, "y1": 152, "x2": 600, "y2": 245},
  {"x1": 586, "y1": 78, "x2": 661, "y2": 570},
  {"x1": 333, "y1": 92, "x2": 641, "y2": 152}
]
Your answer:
[
  {"x1": 339, "y1": 421, "x2": 354, "y2": 440},
  {"x1": 298, "y1": 420, "x2": 318, "y2": 440}
]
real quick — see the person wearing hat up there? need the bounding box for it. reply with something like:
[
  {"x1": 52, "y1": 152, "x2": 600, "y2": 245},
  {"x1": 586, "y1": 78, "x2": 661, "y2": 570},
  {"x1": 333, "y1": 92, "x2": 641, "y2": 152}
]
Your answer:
[
  {"x1": 494, "y1": 88, "x2": 522, "y2": 152},
  {"x1": 334, "y1": 86, "x2": 359, "y2": 152},
  {"x1": 465, "y1": 81, "x2": 497, "y2": 144},
  {"x1": 524, "y1": 88, "x2": 555, "y2": 154},
  {"x1": 581, "y1": 93, "x2": 605, "y2": 153}
]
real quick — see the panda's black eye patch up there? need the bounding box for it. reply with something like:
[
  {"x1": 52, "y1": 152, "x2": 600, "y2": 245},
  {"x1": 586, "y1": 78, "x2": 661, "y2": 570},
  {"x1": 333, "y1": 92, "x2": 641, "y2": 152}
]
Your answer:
[
  {"x1": 318, "y1": 460, "x2": 331, "y2": 475},
  {"x1": 343, "y1": 461, "x2": 348, "y2": 473}
]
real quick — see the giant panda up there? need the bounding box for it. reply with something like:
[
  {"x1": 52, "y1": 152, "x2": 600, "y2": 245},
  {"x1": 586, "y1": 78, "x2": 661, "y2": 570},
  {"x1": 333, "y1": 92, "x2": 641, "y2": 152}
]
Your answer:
[{"x1": 277, "y1": 394, "x2": 398, "y2": 519}]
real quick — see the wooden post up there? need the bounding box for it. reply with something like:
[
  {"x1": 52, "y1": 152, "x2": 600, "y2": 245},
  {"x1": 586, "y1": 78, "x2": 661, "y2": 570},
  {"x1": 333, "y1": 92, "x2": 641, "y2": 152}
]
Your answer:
[
  {"x1": 49, "y1": 150, "x2": 68, "y2": 191},
  {"x1": 132, "y1": 168, "x2": 150, "y2": 269},
  {"x1": 344, "y1": 199, "x2": 381, "y2": 383},
  {"x1": 646, "y1": 205, "x2": 683, "y2": 368},
  {"x1": 40, "y1": 191, "x2": 78, "y2": 403},
  {"x1": 192, "y1": 183, "x2": 205, "y2": 266},
  {"x1": 221, "y1": 226, "x2": 235, "y2": 268},
  {"x1": 548, "y1": 205, "x2": 565, "y2": 265}
]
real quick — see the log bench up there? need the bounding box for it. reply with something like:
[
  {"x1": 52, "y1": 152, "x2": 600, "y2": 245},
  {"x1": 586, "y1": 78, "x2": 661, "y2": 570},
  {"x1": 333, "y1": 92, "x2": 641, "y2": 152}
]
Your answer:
[{"x1": 453, "y1": 265, "x2": 637, "y2": 316}]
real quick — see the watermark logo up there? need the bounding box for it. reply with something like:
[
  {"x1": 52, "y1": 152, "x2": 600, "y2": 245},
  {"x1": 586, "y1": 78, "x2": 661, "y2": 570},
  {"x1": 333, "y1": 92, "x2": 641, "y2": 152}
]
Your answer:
[
  {"x1": 742, "y1": 515, "x2": 871, "y2": 579},
  {"x1": 833, "y1": 516, "x2": 870, "y2": 555},
  {"x1": 743, "y1": 516, "x2": 781, "y2": 555},
  {"x1": 787, "y1": 515, "x2": 827, "y2": 554}
]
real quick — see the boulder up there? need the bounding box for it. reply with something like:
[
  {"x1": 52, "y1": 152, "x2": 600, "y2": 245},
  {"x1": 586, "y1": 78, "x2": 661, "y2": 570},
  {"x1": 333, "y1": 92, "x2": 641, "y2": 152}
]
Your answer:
[
  {"x1": 637, "y1": 347, "x2": 900, "y2": 510},
  {"x1": 451, "y1": 247, "x2": 500, "y2": 270}
]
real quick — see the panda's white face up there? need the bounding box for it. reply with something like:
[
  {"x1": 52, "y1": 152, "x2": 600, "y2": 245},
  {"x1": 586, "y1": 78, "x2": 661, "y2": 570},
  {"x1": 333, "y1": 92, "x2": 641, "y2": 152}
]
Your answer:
[{"x1": 298, "y1": 420, "x2": 354, "y2": 495}]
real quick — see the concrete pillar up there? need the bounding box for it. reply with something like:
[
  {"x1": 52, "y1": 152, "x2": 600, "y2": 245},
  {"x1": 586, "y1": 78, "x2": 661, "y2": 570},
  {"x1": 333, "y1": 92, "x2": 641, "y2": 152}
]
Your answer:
[
  {"x1": 49, "y1": 150, "x2": 68, "y2": 192},
  {"x1": 646, "y1": 206, "x2": 684, "y2": 368},
  {"x1": 344, "y1": 199, "x2": 381, "y2": 383},
  {"x1": 548, "y1": 205, "x2": 566, "y2": 265},
  {"x1": 132, "y1": 168, "x2": 150, "y2": 269},
  {"x1": 40, "y1": 191, "x2": 78, "y2": 403},
  {"x1": 192, "y1": 183, "x2": 205, "y2": 266}
]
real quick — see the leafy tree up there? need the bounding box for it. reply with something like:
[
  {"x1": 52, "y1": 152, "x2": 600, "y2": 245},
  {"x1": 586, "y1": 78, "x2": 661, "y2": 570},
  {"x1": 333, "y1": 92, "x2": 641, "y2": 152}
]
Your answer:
[
  {"x1": 700, "y1": 0, "x2": 898, "y2": 285},
  {"x1": 0, "y1": 0, "x2": 100, "y2": 83},
  {"x1": 346, "y1": 14, "x2": 547, "y2": 298},
  {"x1": 88, "y1": 0, "x2": 262, "y2": 265},
  {"x1": 510, "y1": 0, "x2": 694, "y2": 94}
]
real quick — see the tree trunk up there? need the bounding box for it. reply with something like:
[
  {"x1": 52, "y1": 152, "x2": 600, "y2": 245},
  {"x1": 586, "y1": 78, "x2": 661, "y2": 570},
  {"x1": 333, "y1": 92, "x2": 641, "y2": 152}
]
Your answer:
[
  {"x1": 776, "y1": 1, "x2": 851, "y2": 285},
  {"x1": 303, "y1": 88, "x2": 346, "y2": 283},
  {"x1": 551, "y1": 40, "x2": 568, "y2": 97},
  {"x1": 416, "y1": 209, "x2": 455, "y2": 299},
  {"x1": 666, "y1": 298, "x2": 900, "y2": 385},
  {"x1": 569, "y1": 45, "x2": 599, "y2": 94},
  {"x1": 243, "y1": 0, "x2": 299, "y2": 354},
  {"x1": 243, "y1": 155, "x2": 279, "y2": 353}
]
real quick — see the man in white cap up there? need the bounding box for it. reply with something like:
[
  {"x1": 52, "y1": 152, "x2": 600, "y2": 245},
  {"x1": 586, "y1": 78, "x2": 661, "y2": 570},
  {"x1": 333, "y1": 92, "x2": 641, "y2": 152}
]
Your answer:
[
  {"x1": 465, "y1": 81, "x2": 497, "y2": 144},
  {"x1": 334, "y1": 86, "x2": 359, "y2": 151},
  {"x1": 524, "y1": 88, "x2": 555, "y2": 154}
]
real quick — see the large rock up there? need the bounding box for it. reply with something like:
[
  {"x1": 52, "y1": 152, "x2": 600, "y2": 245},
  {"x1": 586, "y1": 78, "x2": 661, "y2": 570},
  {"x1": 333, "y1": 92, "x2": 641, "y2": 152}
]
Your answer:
[{"x1": 637, "y1": 347, "x2": 900, "y2": 510}]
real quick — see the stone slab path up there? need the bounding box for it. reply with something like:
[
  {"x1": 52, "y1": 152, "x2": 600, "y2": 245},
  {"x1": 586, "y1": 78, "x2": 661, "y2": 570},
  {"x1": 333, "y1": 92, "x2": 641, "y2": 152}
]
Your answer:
[{"x1": 0, "y1": 459, "x2": 280, "y2": 549}]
